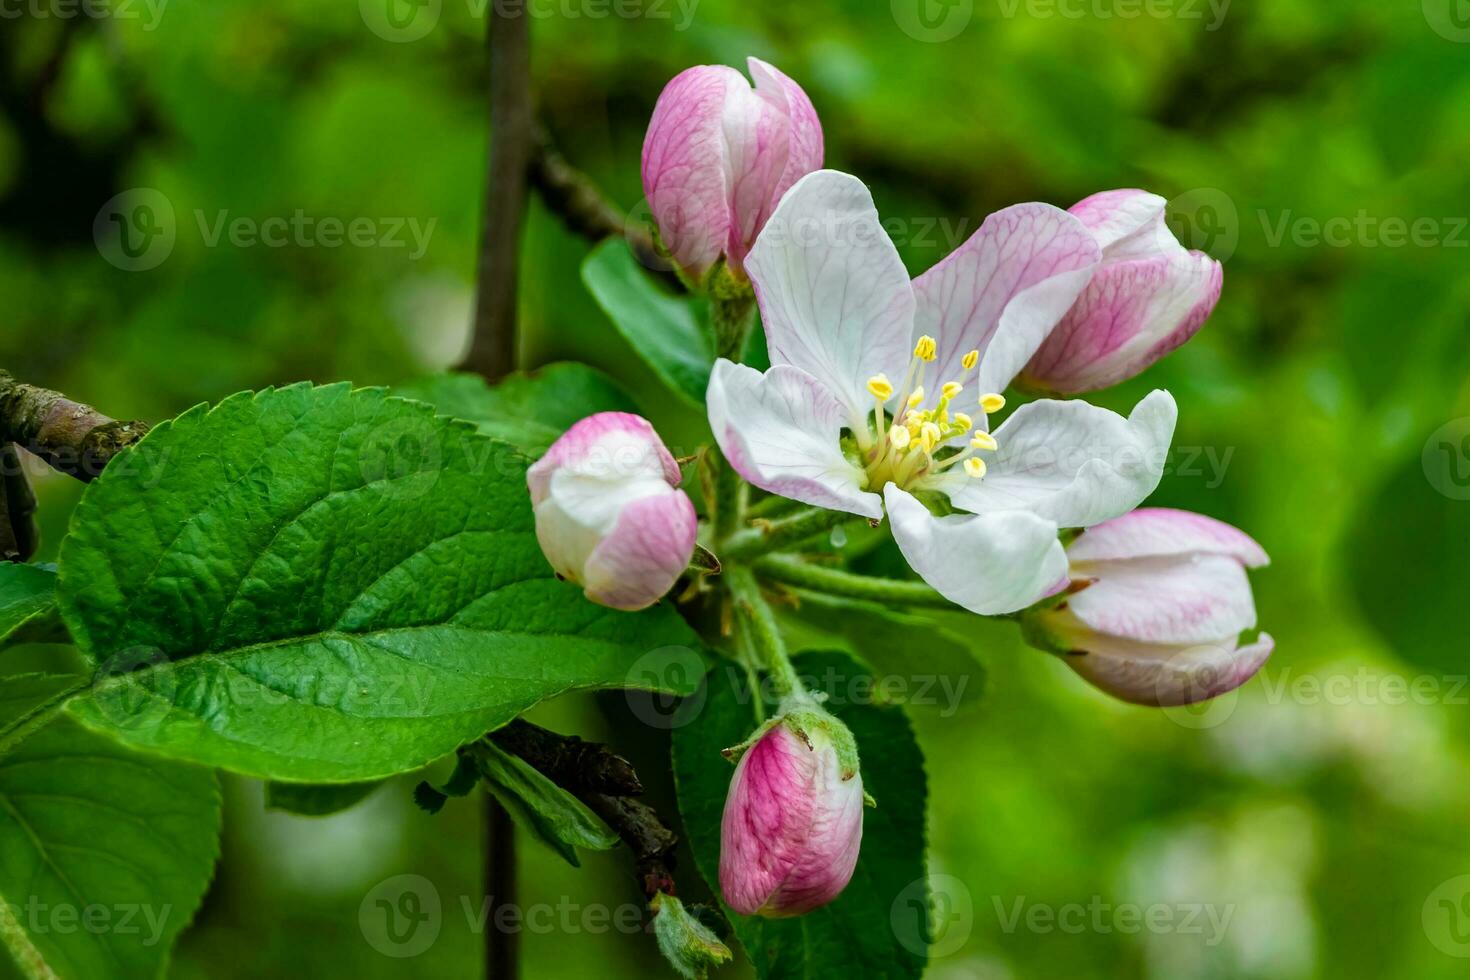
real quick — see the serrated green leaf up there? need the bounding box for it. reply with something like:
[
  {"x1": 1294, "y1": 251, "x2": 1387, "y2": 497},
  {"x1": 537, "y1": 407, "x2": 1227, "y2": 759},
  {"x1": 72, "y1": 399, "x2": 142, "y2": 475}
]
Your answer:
[
  {"x1": 394, "y1": 363, "x2": 636, "y2": 454},
  {"x1": 0, "y1": 566, "x2": 57, "y2": 648},
  {"x1": 582, "y1": 240, "x2": 713, "y2": 407},
  {"x1": 468, "y1": 741, "x2": 618, "y2": 867},
  {"x1": 0, "y1": 716, "x2": 220, "y2": 980},
  {"x1": 264, "y1": 780, "x2": 385, "y2": 817},
  {"x1": 672, "y1": 651, "x2": 929, "y2": 979},
  {"x1": 56, "y1": 384, "x2": 702, "y2": 781}
]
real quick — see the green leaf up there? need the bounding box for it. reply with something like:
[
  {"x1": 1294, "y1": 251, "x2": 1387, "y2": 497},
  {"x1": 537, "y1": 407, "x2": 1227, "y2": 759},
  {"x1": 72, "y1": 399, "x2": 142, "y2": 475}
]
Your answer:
[
  {"x1": 394, "y1": 362, "x2": 636, "y2": 454},
  {"x1": 264, "y1": 780, "x2": 385, "y2": 817},
  {"x1": 0, "y1": 673, "x2": 86, "y2": 757},
  {"x1": 0, "y1": 566, "x2": 57, "y2": 648},
  {"x1": 582, "y1": 240, "x2": 713, "y2": 407},
  {"x1": 0, "y1": 716, "x2": 221, "y2": 980},
  {"x1": 56, "y1": 384, "x2": 703, "y2": 781},
  {"x1": 780, "y1": 593, "x2": 987, "y2": 716},
  {"x1": 467, "y1": 741, "x2": 618, "y2": 867},
  {"x1": 672, "y1": 650, "x2": 929, "y2": 979},
  {"x1": 650, "y1": 892, "x2": 733, "y2": 980}
]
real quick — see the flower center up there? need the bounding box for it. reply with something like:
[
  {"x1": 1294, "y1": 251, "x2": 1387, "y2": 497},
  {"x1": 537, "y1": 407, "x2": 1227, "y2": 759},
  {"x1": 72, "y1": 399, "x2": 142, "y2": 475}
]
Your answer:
[{"x1": 856, "y1": 336, "x2": 1006, "y2": 493}]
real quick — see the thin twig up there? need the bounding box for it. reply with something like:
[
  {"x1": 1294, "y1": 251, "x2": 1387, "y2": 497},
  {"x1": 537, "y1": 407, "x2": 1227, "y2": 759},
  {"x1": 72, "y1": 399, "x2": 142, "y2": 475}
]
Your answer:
[
  {"x1": 462, "y1": 1, "x2": 533, "y2": 381},
  {"x1": 0, "y1": 371, "x2": 150, "y2": 482},
  {"x1": 485, "y1": 795, "x2": 519, "y2": 980},
  {"x1": 1, "y1": 444, "x2": 39, "y2": 562}
]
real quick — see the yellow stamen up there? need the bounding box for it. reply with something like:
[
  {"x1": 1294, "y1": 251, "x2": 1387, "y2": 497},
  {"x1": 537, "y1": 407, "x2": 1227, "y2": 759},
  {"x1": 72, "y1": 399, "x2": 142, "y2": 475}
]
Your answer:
[
  {"x1": 941, "y1": 381, "x2": 964, "y2": 400},
  {"x1": 979, "y1": 392, "x2": 1006, "y2": 414},
  {"x1": 953, "y1": 412, "x2": 974, "y2": 431},
  {"x1": 961, "y1": 349, "x2": 980, "y2": 371},
  {"x1": 964, "y1": 457, "x2": 988, "y2": 479},
  {"x1": 920, "y1": 422, "x2": 942, "y2": 453},
  {"x1": 867, "y1": 374, "x2": 894, "y2": 401},
  {"x1": 906, "y1": 387, "x2": 926, "y2": 410},
  {"x1": 970, "y1": 431, "x2": 998, "y2": 452},
  {"x1": 888, "y1": 426, "x2": 911, "y2": 450},
  {"x1": 914, "y1": 335, "x2": 938, "y2": 362}
]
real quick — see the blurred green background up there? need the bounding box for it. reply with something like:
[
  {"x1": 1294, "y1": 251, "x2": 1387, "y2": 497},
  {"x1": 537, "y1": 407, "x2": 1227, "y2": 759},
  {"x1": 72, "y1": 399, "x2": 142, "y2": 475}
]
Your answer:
[{"x1": 4, "y1": 0, "x2": 1470, "y2": 977}]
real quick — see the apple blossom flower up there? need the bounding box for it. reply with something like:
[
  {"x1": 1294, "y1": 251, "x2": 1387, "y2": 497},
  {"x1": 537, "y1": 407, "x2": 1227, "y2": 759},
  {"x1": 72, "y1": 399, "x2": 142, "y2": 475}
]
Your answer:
[
  {"x1": 719, "y1": 707, "x2": 864, "y2": 917},
  {"x1": 707, "y1": 170, "x2": 1180, "y2": 615},
  {"x1": 1021, "y1": 190, "x2": 1224, "y2": 394},
  {"x1": 642, "y1": 57, "x2": 822, "y2": 284},
  {"x1": 527, "y1": 412, "x2": 697, "y2": 611},
  {"x1": 1024, "y1": 508, "x2": 1273, "y2": 706}
]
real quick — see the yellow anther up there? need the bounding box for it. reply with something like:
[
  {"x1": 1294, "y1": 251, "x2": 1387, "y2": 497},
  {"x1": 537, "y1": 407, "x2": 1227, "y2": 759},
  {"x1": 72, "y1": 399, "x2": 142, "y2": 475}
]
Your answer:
[
  {"x1": 920, "y1": 422, "x2": 942, "y2": 452},
  {"x1": 913, "y1": 335, "x2": 938, "y2": 362},
  {"x1": 970, "y1": 431, "x2": 998, "y2": 452},
  {"x1": 941, "y1": 381, "x2": 964, "y2": 400},
  {"x1": 964, "y1": 457, "x2": 988, "y2": 479},
  {"x1": 888, "y1": 425, "x2": 911, "y2": 450},
  {"x1": 962, "y1": 349, "x2": 980, "y2": 371},
  {"x1": 979, "y1": 392, "x2": 1007, "y2": 414},
  {"x1": 867, "y1": 374, "x2": 894, "y2": 400},
  {"x1": 906, "y1": 387, "x2": 926, "y2": 410},
  {"x1": 953, "y1": 412, "x2": 974, "y2": 431}
]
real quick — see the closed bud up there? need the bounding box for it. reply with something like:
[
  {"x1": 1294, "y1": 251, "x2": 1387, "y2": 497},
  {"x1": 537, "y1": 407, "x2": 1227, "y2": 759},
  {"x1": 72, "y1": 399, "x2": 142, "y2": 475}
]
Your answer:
[
  {"x1": 642, "y1": 58, "x2": 823, "y2": 285},
  {"x1": 527, "y1": 413, "x2": 696, "y2": 611},
  {"x1": 719, "y1": 704, "x2": 864, "y2": 918}
]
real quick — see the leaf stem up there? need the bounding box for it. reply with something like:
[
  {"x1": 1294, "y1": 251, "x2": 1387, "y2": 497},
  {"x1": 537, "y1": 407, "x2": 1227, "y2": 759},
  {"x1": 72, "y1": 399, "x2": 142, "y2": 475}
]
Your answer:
[
  {"x1": 726, "y1": 566, "x2": 802, "y2": 699},
  {"x1": 753, "y1": 554, "x2": 961, "y2": 610},
  {"x1": 709, "y1": 292, "x2": 756, "y2": 361},
  {"x1": 721, "y1": 507, "x2": 857, "y2": 561},
  {"x1": 710, "y1": 448, "x2": 745, "y2": 543}
]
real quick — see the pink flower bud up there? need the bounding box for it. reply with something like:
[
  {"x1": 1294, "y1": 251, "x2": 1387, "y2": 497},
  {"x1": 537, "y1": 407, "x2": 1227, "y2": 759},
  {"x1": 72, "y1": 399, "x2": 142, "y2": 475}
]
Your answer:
[
  {"x1": 1021, "y1": 190, "x2": 1224, "y2": 394},
  {"x1": 526, "y1": 413, "x2": 696, "y2": 611},
  {"x1": 719, "y1": 712, "x2": 864, "y2": 918},
  {"x1": 1027, "y1": 508, "x2": 1273, "y2": 706},
  {"x1": 642, "y1": 57, "x2": 823, "y2": 283}
]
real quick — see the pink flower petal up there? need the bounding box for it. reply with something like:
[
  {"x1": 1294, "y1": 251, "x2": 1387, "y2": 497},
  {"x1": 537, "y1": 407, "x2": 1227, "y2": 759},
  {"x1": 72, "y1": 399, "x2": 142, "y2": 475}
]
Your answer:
[
  {"x1": 582, "y1": 489, "x2": 698, "y2": 611},
  {"x1": 1067, "y1": 507, "x2": 1269, "y2": 567}
]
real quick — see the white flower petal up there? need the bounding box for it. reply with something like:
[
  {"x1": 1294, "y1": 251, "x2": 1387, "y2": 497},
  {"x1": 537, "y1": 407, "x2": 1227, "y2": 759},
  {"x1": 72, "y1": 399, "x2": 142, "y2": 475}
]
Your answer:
[
  {"x1": 1057, "y1": 627, "x2": 1275, "y2": 707},
  {"x1": 1066, "y1": 554, "x2": 1258, "y2": 646},
  {"x1": 1067, "y1": 507, "x2": 1269, "y2": 567},
  {"x1": 745, "y1": 170, "x2": 915, "y2": 421},
  {"x1": 945, "y1": 390, "x2": 1177, "y2": 528},
  {"x1": 912, "y1": 203, "x2": 1100, "y2": 394},
  {"x1": 884, "y1": 484, "x2": 1066, "y2": 615},
  {"x1": 707, "y1": 360, "x2": 881, "y2": 519}
]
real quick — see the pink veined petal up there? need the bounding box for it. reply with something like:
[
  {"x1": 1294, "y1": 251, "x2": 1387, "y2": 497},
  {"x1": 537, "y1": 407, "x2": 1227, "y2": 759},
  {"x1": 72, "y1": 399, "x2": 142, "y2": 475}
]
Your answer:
[
  {"x1": 747, "y1": 57, "x2": 824, "y2": 206},
  {"x1": 945, "y1": 390, "x2": 1177, "y2": 529},
  {"x1": 758, "y1": 745, "x2": 864, "y2": 917},
  {"x1": 1065, "y1": 553, "x2": 1259, "y2": 646},
  {"x1": 884, "y1": 485, "x2": 1068, "y2": 616},
  {"x1": 1067, "y1": 507, "x2": 1269, "y2": 567},
  {"x1": 912, "y1": 203, "x2": 1100, "y2": 395},
  {"x1": 746, "y1": 170, "x2": 916, "y2": 423},
  {"x1": 719, "y1": 725, "x2": 818, "y2": 916},
  {"x1": 641, "y1": 65, "x2": 743, "y2": 279},
  {"x1": 527, "y1": 412, "x2": 680, "y2": 506},
  {"x1": 707, "y1": 360, "x2": 881, "y2": 520},
  {"x1": 1021, "y1": 250, "x2": 1222, "y2": 394},
  {"x1": 581, "y1": 489, "x2": 698, "y2": 611},
  {"x1": 1059, "y1": 627, "x2": 1275, "y2": 707},
  {"x1": 1069, "y1": 189, "x2": 1175, "y2": 259},
  {"x1": 720, "y1": 77, "x2": 792, "y2": 272}
]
